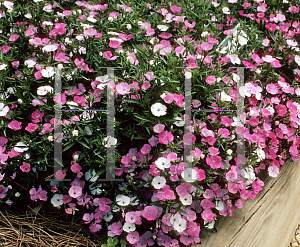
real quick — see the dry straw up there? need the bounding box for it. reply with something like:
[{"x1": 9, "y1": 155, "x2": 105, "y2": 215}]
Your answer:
[{"x1": 0, "y1": 210, "x2": 104, "y2": 246}]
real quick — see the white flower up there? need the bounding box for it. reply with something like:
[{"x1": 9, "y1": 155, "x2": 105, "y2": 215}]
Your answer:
[
  {"x1": 51, "y1": 194, "x2": 64, "y2": 207},
  {"x1": 130, "y1": 196, "x2": 139, "y2": 206},
  {"x1": 174, "y1": 116, "x2": 185, "y2": 127},
  {"x1": 0, "y1": 103, "x2": 9, "y2": 116},
  {"x1": 87, "y1": 16, "x2": 97, "y2": 23},
  {"x1": 89, "y1": 183, "x2": 103, "y2": 195},
  {"x1": 222, "y1": 7, "x2": 230, "y2": 14},
  {"x1": 268, "y1": 165, "x2": 279, "y2": 177},
  {"x1": 127, "y1": 24, "x2": 132, "y2": 30},
  {"x1": 228, "y1": 54, "x2": 241, "y2": 64},
  {"x1": 66, "y1": 101, "x2": 78, "y2": 109},
  {"x1": 18, "y1": 99, "x2": 22, "y2": 104},
  {"x1": 155, "y1": 157, "x2": 171, "y2": 170},
  {"x1": 116, "y1": 195, "x2": 131, "y2": 207},
  {"x1": 220, "y1": 91, "x2": 232, "y2": 102},
  {"x1": 112, "y1": 205, "x2": 120, "y2": 212},
  {"x1": 47, "y1": 135, "x2": 53, "y2": 141},
  {"x1": 42, "y1": 44, "x2": 57, "y2": 52},
  {"x1": 85, "y1": 169, "x2": 99, "y2": 182},
  {"x1": 181, "y1": 168, "x2": 197, "y2": 182},
  {"x1": 204, "y1": 220, "x2": 215, "y2": 229},
  {"x1": 295, "y1": 55, "x2": 300, "y2": 66},
  {"x1": 237, "y1": 30, "x2": 248, "y2": 46},
  {"x1": 157, "y1": 25, "x2": 169, "y2": 31},
  {"x1": 151, "y1": 103, "x2": 167, "y2": 117},
  {"x1": 14, "y1": 142, "x2": 29, "y2": 153},
  {"x1": 179, "y1": 193, "x2": 193, "y2": 206},
  {"x1": 151, "y1": 176, "x2": 166, "y2": 189},
  {"x1": 37, "y1": 85, "x2": 54, "y2": 96},
  {"x1": 226, "y1": 149, "x2": 233, "y2": 155},
  {"x1": 24, "y1": 13, "x2": 32, "y2": 19},
  {"x1": 24, "y1": 60, "x2": 36, "y2": 68},
  {"x1": 41, "y1": 67, "x2": 55, "y2": 78},
  {"x1": 102, "y1": 136, "x2": 117, "y2": 148},
  {"x1": 185, "y1": 71, "x2": 192, "y2": 79},
  {"x1": 170, "y1": 213, "x2": 187, "y2": 232},
  {"x1": 43, "y1": 3, "x2": 53, "y2": 12},
  {"x1": 72, "y1": 130, "x2": 79, "y2": 136},
  {"x1": 42, "y1": 21, "x2": 53, "y2": 26},
  {"x1": 215, "y1": 201, "x2": 224, "y2": 211},
  {"x1": 123, "y1": 222, "x2": 136, "y2": 233},
  {"x1": 254, "y1": 148, "x2": 265, "y2": 162},
  {"x1": 103, "y1": 212, "x2": 113, "y2": 222},
  {"x1": 0, "y1": 64, "x2": 7, "y2": 70}
]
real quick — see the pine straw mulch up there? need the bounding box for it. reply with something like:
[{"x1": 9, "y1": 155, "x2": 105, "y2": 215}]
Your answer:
[{"x1": 0, "y1": 209, "x2": 104, "y2": 247}]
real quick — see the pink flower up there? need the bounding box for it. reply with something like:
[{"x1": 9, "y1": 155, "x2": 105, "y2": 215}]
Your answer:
[
  {"x1": 25, "y1": 123, "x2": 38, "y2": 133},
  {"x1": 31, "y1": 109, "x2": 44, "y2": 123},
  {"x1": 141, "y1": 144, "x2": 151, "y2": 155},
  {"x1": 289, "y1": 146, "x2": 298, "y2": 156},
  {"x1": 20, "y1": 162, "x2": 31, "y2": 173},
  {"x1": 206, "y1": 75, "x2": 216, "y2": 85},
  {"x1": 127, "y1": 231, "x2": 140, "y2": 245},
  {"x1": 275, "y1": 104, "x2": 287, "y2": 116},
  {"x1": 235, "y1": 199, "x2": 243, "y2": 208},
  {"x1": 158, "y1": 131, "x2": 174, "y2": 145},
  {"x1": 71, "y1": 163, "x2": 82, "y2": 177},
  {"x1": 109, "y1": 39, "x2": 121, "y2": 49},
  {"x1": 11, "y1": 61, "x2": 19, "y2": 68},
  {"x1": 159, "y1": 32, "x2": 172, "y2": 39},
  {"x1": 201, "y1": 42, "x2": 213, "y2": 51},
  {"x1": 83, "y1": 213, "x2": 94, "y2": 224},
  {"x1": 142, "y1": 206, "x2": 158, "y2": 221},
  {"x1": 184, "y1": 20, "x2": 196, "y2": 29},
  {"x1": 116, "y1": 82, "x2": 131, "y2": 95},
  {"x1": 153, "y1": 124, "x2": 165, "y2": 133},
  {"x1": 8, "y1": 120, "x2": 22, "y2": 131},
  {"x1": 69, "y1": 185, "x2": 82, "y2": 198},
  {"x1": 170, "y1": 5, "x2": 181, "y2": 13},
  {"x1": 206, "y1": 155, "x2": 222, "y2": 169},
  {"x1": 89, "y1": 221, "x2": 102, "y2": 233},
  {"x1": 251, "y1": 54, "x2": 263, "y2": 64},
  {"x1": 125, "y1": 211, "x2": 137, "y2": 223},
  {"x1": 38, "y1": 190, "x2": 48, "y2": 201},
  {"x1": 183, "y1": 133, "x2": 196, "y2": 145},
  {"x1": 55, "y1": 170, "x2": 66, "y2": 180},
  {"x1": 201, "y1": 208, "x2": 214, "y2": 222},
  {"x1": 187, "y1": 222, "x2": 200, "y2": 236},
  {"x1": 103, "y1": 51, "x2": 117, "y2": 61},
  {"x1": 224, "y1": 29, "x2": 234, "y2": 35},
  {"x1": 9, "y1": 34, "x2": 20, "y2": 42},
  {"x1": 110, "y1": 221, "x2": 123, "y2": 235},
  {"x1": 84, "y1": 28, "x2": 97, "y2": 37},
  {"x1": 266, "y1": 83, "x2": 280, "y2": 94},
  {"x1": 0, "y1": 185, "x2": 8, "y2": 199},
  {"x1": 145, "y1": 28, "x2": 155, "y2": 36}
]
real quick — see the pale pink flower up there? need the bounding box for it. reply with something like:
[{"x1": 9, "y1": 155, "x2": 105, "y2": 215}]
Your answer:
[
  {"x1": 116, "y1": 82, "x2": 130, "y2": 95},
  {"x1": 127, "y1": 231, "x2": 140, "y2": 245},
  {"x1": 9, "y1": 34, "x2": 19, "y2": 42},
  {"x1": 69, "y1": 185, "x2": 82, "y2": 198},
  {"x1": 201, "y1": 42, "x2": 213, "y2": 51},
  {"x1": 201, "y1": 208, "x2": 214, "y2": 222},
  {"x1": 153, "y1": 124, "x2": 165, "y2": 133}
]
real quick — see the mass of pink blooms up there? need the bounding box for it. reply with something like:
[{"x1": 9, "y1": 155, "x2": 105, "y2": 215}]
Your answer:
[{"x1": 0, "y1": 0, "x2": 299, "y2": 246}]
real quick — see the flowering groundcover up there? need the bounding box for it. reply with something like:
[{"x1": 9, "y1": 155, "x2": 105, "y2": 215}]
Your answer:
[{"x1": 0, "y1": 0, "x2": 300, "y2": 246}]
